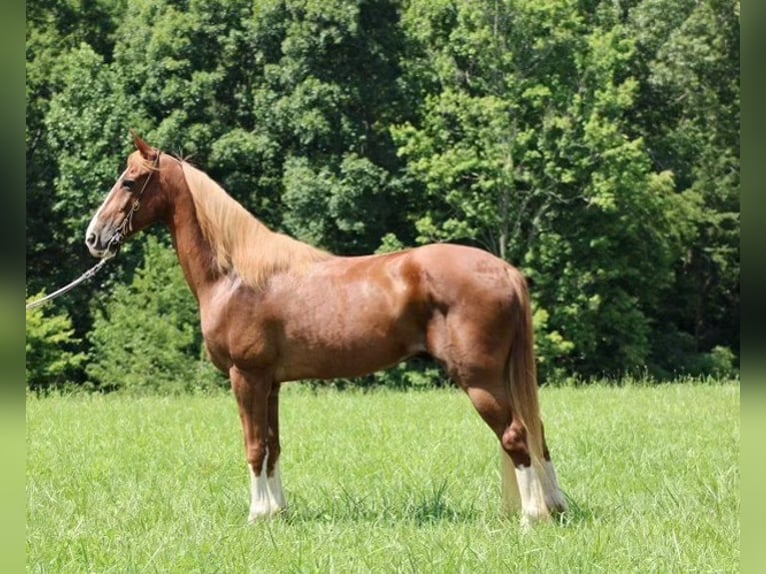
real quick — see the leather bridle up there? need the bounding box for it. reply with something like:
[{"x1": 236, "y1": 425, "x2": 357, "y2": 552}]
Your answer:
[{"x1": 107, "y1": 151, "x2": 162, "y2": 254}]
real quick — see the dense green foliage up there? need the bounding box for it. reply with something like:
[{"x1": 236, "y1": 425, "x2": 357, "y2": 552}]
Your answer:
[
  {"x1": 26, "y1": 0, "x2": 739, "y2": 389},
  {"x1": 27, "y1": 383, "x2": 740, "y2": 571},
  {"x1": 25, "y1": 292, "x2": 86, "y2": 390}
]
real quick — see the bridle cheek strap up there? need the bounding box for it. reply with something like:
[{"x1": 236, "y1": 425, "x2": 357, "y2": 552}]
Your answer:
[{"x1": 110, "y1": 151, "x2": 161, "y2": 249}]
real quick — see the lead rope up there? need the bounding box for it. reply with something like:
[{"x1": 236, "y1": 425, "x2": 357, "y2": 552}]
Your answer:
[{"x1": 25, "y1": 256, "x2": 112, "y2": 311}]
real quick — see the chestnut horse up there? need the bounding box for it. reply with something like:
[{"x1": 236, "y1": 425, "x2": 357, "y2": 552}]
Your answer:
[{"x1": 85, "y1": 134, "x2": 567, "y2": 527}]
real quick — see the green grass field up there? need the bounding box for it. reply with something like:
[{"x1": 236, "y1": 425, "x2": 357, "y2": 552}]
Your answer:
[{"x1": 26, "y1": 381, "x2": 739, "y2": 573}]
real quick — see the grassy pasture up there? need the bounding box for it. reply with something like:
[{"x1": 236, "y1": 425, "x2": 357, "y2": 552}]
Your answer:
[{"x1": 27, "y1": 382, "x2": 739, "y2": 573}]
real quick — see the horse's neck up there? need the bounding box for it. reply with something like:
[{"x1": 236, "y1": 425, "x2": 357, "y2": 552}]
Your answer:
[
  {"x1": 163, "y1": 168, "x2": 223, "y2": 300},
  {"x1": 164, "y1": 159, "x2": 334, "y2": 299}
]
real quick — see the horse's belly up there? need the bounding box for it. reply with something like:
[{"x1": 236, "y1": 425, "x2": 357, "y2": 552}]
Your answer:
[{"x1": 274, "y1": 303, "x2": 427, "y2": 381}]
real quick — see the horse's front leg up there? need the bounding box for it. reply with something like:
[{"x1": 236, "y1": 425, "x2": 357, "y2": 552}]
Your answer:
[
  {"x1": 229, "y1": 366, "x2": 285, "y2": 521},
  {"x1": 266, "y1": 383, "x2": 286, "y2": 510}
]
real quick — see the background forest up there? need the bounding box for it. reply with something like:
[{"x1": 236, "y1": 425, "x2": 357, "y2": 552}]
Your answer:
[{"x1": 25, "y1": 0, "x2": 740, "y2": 392}]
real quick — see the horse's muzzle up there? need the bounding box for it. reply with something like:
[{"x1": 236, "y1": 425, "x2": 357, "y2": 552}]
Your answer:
[{"x1": 85, "y1": 229, "x2": 121, "y2": 259}]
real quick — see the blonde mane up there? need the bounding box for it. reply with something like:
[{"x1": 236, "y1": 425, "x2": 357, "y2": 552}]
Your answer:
[{"x1": 181, "y1": 161, "x2": 334, "y2": 289}]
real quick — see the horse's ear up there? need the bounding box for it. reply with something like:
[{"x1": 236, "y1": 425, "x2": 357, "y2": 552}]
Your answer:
[{"x1": 130, "y1": 130, "x2": 156, "y2": 160}]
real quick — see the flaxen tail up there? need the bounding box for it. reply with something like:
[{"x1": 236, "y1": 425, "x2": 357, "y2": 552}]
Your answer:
[{"x1": 506, "y1": 269, "x2": 545, "y2": 468}]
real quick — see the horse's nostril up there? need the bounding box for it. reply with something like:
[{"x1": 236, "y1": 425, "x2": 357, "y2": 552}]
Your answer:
[{"x1": 86, "y1": 232, "x2": 97, "y2": 247}]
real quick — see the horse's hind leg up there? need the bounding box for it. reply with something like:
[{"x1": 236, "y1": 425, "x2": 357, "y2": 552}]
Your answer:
[
  {"x1": 462, "y1": 379, "x2": 566, "y2": 526},
  {"x1": 462, "y1": 383, "x2": 547, "y2": 523},
  {"x1": 456, "y1": 380, "x2": 521, "y2": 510},
  {"x1": 499, "y1": 411, "x2": 567, "y2": 523}
]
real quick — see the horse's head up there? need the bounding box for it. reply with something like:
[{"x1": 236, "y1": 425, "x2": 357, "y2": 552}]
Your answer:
[{"x1": 85, "y1": 133, "x2": 166, "y2": 258}]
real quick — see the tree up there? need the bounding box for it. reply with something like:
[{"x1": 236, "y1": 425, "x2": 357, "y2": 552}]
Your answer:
[
  {"x1": 26, "y1": 0, "x2": 131, "y2": 339},
  {"x1": 26, "y1": 295, "x2": 86, "y2": 391},
  {"x1": 627, "y1": 0, "x2": 740, "y2": 371},
  {"x1": 25, "y1": 0, "x2": 739, "y2": 385},
  {"x1": 246, "y1": 0, "x2": 411, "y2": 253},
  {"x1": 395, "y1": 0, "x2": 699, "y2": 377}
]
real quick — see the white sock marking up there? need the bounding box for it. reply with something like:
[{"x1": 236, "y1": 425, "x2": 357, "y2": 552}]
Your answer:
[
  {"x1": 267, "y1": 461, "x2": 286, "y2": 510},
  {"x1": 248, "y1": 458, "x2": 273, "y2": 521},
  {"x1": 247, "y1": 454, "x2": 287, "y2": 522},
  {"x1": 515, "y1": 464, "x2": 550, "y2": 528}
]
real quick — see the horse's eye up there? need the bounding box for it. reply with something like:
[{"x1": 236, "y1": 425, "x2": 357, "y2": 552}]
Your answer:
[{"x1": 123, "y1": 179, "x2": 135, "y2": 191}]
